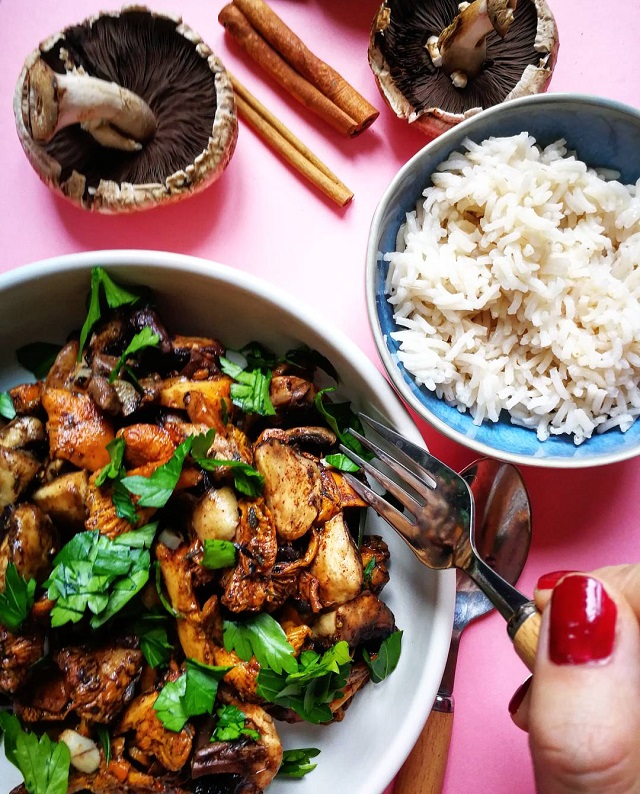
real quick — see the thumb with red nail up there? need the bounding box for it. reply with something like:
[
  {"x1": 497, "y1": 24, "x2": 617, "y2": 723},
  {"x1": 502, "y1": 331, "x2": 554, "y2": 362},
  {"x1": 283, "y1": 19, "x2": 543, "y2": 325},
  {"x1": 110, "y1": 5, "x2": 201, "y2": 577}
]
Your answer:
[{"x1": 509, "y1": 565, "x2": 640, "y2": 792}]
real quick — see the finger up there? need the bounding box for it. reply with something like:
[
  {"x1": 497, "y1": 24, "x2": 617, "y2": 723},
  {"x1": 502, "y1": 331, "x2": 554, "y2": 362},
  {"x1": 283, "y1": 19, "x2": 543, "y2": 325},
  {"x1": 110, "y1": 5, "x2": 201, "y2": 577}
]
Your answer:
[
  {"x1": 528, "y1": 573, "x2": 640, "y2": 792},
  {"x1": 508, "y1": 674, "x2": 532, "y2": 731},
  {"x1": 534, "y1": 564, "x2": 640, "y2": 615}
]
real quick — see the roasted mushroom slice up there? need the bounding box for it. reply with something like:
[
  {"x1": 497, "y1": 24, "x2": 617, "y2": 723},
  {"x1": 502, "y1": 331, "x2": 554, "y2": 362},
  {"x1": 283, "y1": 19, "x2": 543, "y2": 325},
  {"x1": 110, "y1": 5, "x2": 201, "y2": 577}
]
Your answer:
[
  {"x1": 16, "y1": 644, "x2": 144, "y2": 724},
  {"x1": 369, "y1": 0, "x2": 558, "y2": 138},
  {"x1": 0, "y1": 503, "x2": 58, "y2": 587},
  {"x1": 0, "y1": 625, "x2": 46, "y2": 695},
  {"x1": 308, "y1": 513, "x2": 364, "y2": 608},
  {"x1": 311, "y1": 590, "x2": 396, "y2": 647},
  {"x1": 14, "y1": 7, "x2": 238, "y2": 212},
  {"x1": 192, "y1": 700, "x2": 283, "y2": 791},
  {"x1": 118, "y1": 690, "x2": 193, "y2": 772}
]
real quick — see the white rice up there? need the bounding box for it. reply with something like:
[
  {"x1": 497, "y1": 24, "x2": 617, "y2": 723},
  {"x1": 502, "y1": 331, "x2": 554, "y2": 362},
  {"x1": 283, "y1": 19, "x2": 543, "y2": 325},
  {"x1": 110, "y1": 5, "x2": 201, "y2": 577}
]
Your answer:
[{"x1": 384, "y1": 132, "x2": 640, "y2": 444}]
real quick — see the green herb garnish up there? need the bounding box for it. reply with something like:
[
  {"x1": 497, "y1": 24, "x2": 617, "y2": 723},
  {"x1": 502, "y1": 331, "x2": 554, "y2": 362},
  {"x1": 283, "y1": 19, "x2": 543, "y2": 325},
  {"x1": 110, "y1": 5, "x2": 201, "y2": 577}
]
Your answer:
[
  {"x1": 78, "y1": 267, "x2": 140, "y2": 358},
  {"x1": 0, "y1": 563, "x2": 36, "y2": 632},
  {"x1": 257, "y1": 641, "x2": 352, "y2": 724},
  {"x1": 220, "y1": 356, "x2": 275, "y2": 416},
  {"x1": 108, "y1": 326, "x2": 160, "y2": 384},
  {"x1": 45, "y1": 524, "x2": 157, "y2": 628},
  {"x1": 132, "y1": 612, "x2": 173, "y2": 669},
  {"x1": 201, "y1": 539, "x2": 238, "y2": 570},
  {"x1": 211, "y1": 705, "x2": 260, "y2": 742},
  {"x1": 223, "y1": 613, "x2": 298, "y2": 675},
  {"x1": 363, "y1": 630, "x2": 403, "y2": 683},
  {"x1": 153, "y1": 659, "x2": 230, "y2": 732},
  {"x1": 0, "y1": 392, "x2": 16, "y2": 420},
  {"x1": 278, "y1": 747, "x2": 321, "y2": 778},
  {"x1": 0, "y1": 712, "x2": 70, "y2": 794},
  {"x1": 121, "y1": 437, "x2": 193, "y2": 508},
  {"x1": 15, "y1": 342, "x2": 62, "y2": 380}
]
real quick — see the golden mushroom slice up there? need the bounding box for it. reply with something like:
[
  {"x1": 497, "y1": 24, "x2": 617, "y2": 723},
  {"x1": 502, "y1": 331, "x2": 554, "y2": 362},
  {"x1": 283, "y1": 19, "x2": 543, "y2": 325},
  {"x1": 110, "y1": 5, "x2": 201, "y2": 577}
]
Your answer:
[
  {"x1": 369, "y1": 0, "x2": 558, "y2": 139},
  {"x1": 14, "y1": 6, "x2": 238, "y2": 212}
]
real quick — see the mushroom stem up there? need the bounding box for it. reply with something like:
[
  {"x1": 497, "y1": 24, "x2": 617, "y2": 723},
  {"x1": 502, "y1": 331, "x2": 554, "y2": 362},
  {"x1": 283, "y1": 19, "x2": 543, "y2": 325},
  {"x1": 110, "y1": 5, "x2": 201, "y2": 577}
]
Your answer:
[
  {"x1": 427, "y1": 0, "x2": 517, "y2": 86},
  {"x1": 25, "y1": 59, "x2": 157, "y2": 151}
]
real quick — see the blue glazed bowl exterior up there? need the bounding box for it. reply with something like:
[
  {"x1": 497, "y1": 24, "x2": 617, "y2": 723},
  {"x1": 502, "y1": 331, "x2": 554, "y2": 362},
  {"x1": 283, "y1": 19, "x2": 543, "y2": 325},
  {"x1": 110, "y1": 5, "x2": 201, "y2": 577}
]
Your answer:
[{"x1": 367, "y1": 94, "x2": 640, "y2": 468}]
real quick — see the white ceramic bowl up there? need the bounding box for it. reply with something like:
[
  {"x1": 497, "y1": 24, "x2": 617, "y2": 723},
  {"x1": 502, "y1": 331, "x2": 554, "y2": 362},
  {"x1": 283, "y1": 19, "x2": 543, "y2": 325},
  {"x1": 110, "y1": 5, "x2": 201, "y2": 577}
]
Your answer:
[
  {"x1": 367, "y1": 93, "x2": 640, "y2": 469},
  {"x1": 0, "y1": 249, "x2": 454, "y2": 794}
]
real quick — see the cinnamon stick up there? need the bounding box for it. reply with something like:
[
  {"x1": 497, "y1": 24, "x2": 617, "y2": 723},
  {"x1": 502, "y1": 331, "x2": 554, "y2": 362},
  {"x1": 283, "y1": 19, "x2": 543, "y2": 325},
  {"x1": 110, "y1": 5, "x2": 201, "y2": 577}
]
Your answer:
[
  {"x1": 219, "y1": 2, "x2": 378, "y2": 136},
  {"x1": 233, "y1": 0, "x2": 379, "y2": 132},
  {"x1": 231, "y1": 75, "x2": 353, "y2": 207}
]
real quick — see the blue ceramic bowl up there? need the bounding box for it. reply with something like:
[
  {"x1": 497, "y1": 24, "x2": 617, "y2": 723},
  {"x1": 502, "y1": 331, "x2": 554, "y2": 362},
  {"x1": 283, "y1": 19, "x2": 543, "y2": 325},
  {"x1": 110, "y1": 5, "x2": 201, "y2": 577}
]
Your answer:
[{"x1": 367, "y1": 93, "x2": 640, "y2": 468}]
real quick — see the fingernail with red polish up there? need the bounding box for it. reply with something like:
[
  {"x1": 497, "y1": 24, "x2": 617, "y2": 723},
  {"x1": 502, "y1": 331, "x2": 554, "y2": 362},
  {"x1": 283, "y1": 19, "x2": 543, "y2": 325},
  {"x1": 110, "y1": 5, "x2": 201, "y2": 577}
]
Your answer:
[
  {"x1": 536, "y1": 570, "x2": 578, "y2": 590},
  {"x1": 549, "y1": 575, "x2": 617, "y2": 665},
  {"x1": 508, "y1": 675, "x2": 532, "y2": 715}
]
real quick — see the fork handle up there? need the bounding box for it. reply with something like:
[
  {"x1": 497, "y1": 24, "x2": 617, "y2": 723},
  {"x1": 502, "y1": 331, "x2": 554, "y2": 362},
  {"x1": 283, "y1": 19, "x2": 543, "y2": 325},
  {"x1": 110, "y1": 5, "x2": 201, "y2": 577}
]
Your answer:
[
  {"x1": 509, "y1": 602, "x2": 542, "y2": 671},
  {"x1": 394, "y1": 696, "x2": 453, "y2": 794}
]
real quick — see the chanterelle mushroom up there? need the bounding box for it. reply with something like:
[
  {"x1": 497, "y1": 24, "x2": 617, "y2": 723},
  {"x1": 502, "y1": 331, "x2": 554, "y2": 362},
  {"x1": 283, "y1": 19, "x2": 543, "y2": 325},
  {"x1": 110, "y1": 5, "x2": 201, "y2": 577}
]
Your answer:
[
  {"x1": 14, "y1": 6, "x2": 238, "y2": 212},
  {"x1": 369, "y1": 0, "x2": 558, "y2": 139}
]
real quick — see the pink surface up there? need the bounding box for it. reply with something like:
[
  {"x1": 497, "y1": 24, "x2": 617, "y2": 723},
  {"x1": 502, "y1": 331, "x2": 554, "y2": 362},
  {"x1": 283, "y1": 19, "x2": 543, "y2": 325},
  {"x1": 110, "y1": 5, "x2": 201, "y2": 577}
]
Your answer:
[{"x1": 1, "y1": 1, "x2": 639, "y2": 792}]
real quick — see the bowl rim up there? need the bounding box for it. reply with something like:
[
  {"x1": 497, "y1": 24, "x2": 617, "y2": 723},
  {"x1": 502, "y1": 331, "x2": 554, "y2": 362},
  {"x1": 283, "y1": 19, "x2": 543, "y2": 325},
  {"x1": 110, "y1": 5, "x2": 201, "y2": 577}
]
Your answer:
[
  {"x1": 0, "y1": 248, "x2": 456, "y2": 793},
  {"x1": 366, "y1": 93, "x2": 640, "y2": 469}
]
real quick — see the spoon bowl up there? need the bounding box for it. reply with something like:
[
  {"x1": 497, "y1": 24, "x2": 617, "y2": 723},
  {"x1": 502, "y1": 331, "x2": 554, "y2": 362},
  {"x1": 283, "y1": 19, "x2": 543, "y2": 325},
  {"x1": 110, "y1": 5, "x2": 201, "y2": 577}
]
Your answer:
[{"x1": 394, "y1": 458, "x2": 532, "y2": 794}]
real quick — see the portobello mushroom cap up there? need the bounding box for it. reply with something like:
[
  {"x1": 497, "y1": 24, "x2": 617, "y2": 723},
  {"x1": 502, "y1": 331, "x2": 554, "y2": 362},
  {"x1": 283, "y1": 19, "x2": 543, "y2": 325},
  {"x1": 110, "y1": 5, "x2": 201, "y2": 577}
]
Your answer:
[
  {"x1": 13, "y1": 6, "x2": 238, "y2": 212},
  {"x1": 368, "y1": 0, "x2": 558, "y2": 139}
]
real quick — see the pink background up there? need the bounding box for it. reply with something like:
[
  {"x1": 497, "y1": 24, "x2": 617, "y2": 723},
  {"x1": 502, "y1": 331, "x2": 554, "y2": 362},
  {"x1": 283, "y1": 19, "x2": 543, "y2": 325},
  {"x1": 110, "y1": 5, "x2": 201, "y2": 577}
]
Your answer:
[{"x1": 1, "y1": 1, "x2": 639, "y2": 792}]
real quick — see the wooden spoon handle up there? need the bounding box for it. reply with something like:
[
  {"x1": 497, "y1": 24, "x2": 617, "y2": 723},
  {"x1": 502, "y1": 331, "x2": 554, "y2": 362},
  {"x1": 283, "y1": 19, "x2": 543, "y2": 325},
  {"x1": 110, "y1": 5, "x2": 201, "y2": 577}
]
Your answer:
[
  {"x1": 511, "y1": 603, "x2": 542, "y2": 671},
  {"x1": 394, "y1": 699, "x2": 453, "y2": 794}
]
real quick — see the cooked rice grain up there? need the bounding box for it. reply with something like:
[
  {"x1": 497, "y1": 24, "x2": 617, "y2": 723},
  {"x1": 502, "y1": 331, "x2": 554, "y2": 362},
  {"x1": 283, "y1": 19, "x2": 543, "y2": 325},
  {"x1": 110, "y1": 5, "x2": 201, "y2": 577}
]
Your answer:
[{"x1": 385, "y1": 132, "x2": 640, "y2": 444}]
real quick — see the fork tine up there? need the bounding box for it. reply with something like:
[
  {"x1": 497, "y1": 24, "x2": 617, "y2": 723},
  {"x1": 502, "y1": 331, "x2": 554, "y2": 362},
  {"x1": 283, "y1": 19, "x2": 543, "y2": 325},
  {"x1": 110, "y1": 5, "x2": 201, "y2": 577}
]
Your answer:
[
  {"x1": 338, "y1": 443, "x2": 422, "y2": 516},
  {"x1": 359, "y1": 414, "x2": 460, "y2": 484},
  {"x1": 342, "y1": 471, "x2": 419, "y2": 546},
  {"x1": 346, "y1": 427, "x2": 436, "y2": 499}
]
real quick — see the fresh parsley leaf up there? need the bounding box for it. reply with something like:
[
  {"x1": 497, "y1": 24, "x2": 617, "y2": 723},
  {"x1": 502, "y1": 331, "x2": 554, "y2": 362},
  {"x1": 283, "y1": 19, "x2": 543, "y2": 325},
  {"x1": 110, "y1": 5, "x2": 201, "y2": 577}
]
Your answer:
[
  {"x1": 109, "y1": 327, "x2": 160, "y2": 384},
  {"x1": 95, "y1": 437, "x2": 127, "y2": 487},
  {"x1": 363, "y1": 557, "x2": 376, "y2": 585},
  {"x1": 323, "y1": 452, "x2": 360, "y2": 472},
  {"x1": 256, "y1": 642, "x2": 352, "y2": 724},
  {"x1": 278, "y1": 747, "x2": 320, "y2": 779},
  {"x1": 223, "y1": 613, "x2": 298, "y2": 675},
  {"x1": 154, "y1": 561, "x2": 181, "y2": 619},
  {"x1": 15, "y1": 342, "x2": 62, "y2": 380},
  {"x1": 154, "y1": 660, "x2": 230, "y2": 732},
  {"x1": 195, "y1": 456, "x2": 264, "y2": 498},
  {"x1": 121, "y1": 436, "x2": 193, "y2": 508},
  {"x1": 0, "y1": 712, "x2": 70, "y2": 794},
  {"x1": 220, "y1": 356, "x2": 275, "y2": 416},
  {"x1": 95, "y1": 725, "x2": 111, "y2": 765},
  {"x1": 363, "y1": 630, "x2": 403, "y2": 683},
  {"x1": 78, "y1": 267, "x2": 140, "y2": 359},
  {"x1": 0, "y1": 563, "x2": 36, "y2": 632},
  {"x1": 191, "y1": 430, "x2": 263, "y2": 497},
  {"x1": 284, "y1": 346, "x2": 339, "y2": 381},
  {"x1": 111, "y1": 480, "x2": 138, "y2": 522},
  {"x1": 211, "y1": 705, "x2": 260, "y2": 742},
  {"x1": 314, "y1": 389, "x2": 371, "y2": 459},
  {"x1": 0, "y1": 392, "x2": 16, "y2": 420},
  {"x1": 45, "y1": 527, "x2": 156, "y2": 628},
  {"x1": 132, "y1": 612, "x2": 173, "y2": 669},
  {"x1": 238, "y1": 342, "x2": 279, "y2": 371},
  {"x1": 201, "y1": 539, "x2": 238, "y2": 570}
]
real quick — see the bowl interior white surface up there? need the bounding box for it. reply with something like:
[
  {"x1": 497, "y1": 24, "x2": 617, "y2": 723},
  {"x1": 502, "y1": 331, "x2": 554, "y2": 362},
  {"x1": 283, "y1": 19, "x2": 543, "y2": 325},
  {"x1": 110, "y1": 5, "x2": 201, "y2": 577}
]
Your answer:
[
  {"x1": 367, "y1": 93, "x2": 640, "y2": 468},
  {"x1": 0, "y1": 250, "x2": 454, "y2": 794}
]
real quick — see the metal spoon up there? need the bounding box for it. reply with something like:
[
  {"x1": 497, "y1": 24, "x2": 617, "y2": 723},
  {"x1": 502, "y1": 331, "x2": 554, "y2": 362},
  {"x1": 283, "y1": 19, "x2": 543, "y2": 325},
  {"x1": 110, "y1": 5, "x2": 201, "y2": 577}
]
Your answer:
[{"x1": 393, "y1": 458, "x2": 532, "y2": 794}]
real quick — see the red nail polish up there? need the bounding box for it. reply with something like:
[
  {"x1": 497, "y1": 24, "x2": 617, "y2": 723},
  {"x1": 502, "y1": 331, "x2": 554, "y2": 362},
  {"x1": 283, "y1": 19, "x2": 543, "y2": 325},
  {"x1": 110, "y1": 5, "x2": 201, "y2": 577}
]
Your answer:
[
  {"x1": 536, "y1": 570, "x2": 578, "y2": 590},
  {"x1": 549, "y1": 575, "x2": 617, "y2": 665},
  {"x1": 508, "y1": 675, "x2": 532, "y2": 715}
]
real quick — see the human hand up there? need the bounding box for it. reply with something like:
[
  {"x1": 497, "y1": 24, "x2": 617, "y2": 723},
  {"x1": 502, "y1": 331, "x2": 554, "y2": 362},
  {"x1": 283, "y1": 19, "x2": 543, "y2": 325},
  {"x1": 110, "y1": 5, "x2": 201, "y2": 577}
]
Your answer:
[{"x1": 508, "y1": 565, "x2": 640, "y2": 793}]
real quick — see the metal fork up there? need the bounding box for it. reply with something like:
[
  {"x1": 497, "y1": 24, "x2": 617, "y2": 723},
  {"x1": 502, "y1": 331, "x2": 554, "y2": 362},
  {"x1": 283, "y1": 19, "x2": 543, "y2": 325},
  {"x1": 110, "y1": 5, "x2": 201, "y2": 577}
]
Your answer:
[{"x1": 340, "y1": 414, "x2": 540, "y2": 670}]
